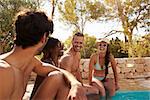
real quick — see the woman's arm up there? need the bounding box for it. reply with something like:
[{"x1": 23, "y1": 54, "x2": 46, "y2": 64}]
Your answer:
[
  {"x1": 88, "y1": 54, "x2": 95, "y2": 84},
  {"x1": 110, "y1": 54, "x2": 119, "y2": 90}
]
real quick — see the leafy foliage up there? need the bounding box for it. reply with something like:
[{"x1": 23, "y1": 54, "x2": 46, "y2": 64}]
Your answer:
[
  {"x1": 0, "y1": 0, "x2": 40, "y2": 53},
  {"x1": 104, "y1": 0, "x2": 150, "y2": 57},
  {"x1": 132, "y1": 36, "x2": 150, "y2": 57},
  {"x1": 81, "y1": 34, "x2": 96, "y2": 58},
  {"x1": 110, "y1": 37, "x2": 128, "y2": 58},
  {"x1": 58, "y1": 0, "x2": 106, "y2": 33}
]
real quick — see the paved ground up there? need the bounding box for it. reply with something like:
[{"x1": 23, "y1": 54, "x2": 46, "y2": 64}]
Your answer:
[{"x1": 23, "y1": 78, "x2": 150, "y2": 100}]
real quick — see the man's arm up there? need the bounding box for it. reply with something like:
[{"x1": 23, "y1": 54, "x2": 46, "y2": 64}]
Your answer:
[
  {"x1": 74, "y1": 69, "x2": 83, "y2": 83},
  {"x1": 32, "y1": 56, "x2": 80, "y2": 85},
  {"x1": 32, "y1": 57, "x2": 55, "y2": 76},
  {"x1": 32, "y1": 56, "x2": 87, "y2": 99},
  {"x1": 76, "y1": 54, "x2": 83, "y2": 83}
]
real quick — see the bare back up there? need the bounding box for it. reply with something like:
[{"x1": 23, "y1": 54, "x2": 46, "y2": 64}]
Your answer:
[
  {"x1": 0, "y1": 60, "x2": 24, "y2": 99},
  {"x1": 0, "y1": 56, "x2": 41, "y2": 99}
]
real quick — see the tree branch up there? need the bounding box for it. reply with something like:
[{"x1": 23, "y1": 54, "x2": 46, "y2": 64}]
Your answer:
[
  {"x1": 104, "y1": 30, "x2": 123, "y2": 38},
  {"x1": 70, "y1": 22, "x2": 81, "y2": 32}
]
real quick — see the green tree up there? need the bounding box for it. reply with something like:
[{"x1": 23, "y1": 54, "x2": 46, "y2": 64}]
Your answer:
[
  {"x1": 132, "y1": 34, "x2": 150, "y2": 57},
  {"x1": 0, "y1": 0, "x2": 40, "y2": 54},
  {"x1": 81, "y1": 34, "x2": 96, "y2": 58},
  {"x1": 104, "y1": 0, "x2": 150, "y2": 57},
  {"x1": 49, "y1": 0, "x2": 59, "y2": 19},
  {"x1": 110, "y1": 37, "x2": 128, "y2": 58},
  {"x1": 64, "y1": 36, "x2": 72, "y2": 49},
  {"x1": 58, "y1": 0, "x2": 106, "y2": 33}
]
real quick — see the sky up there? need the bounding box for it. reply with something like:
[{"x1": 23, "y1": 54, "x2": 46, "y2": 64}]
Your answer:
[{"x1": 40, "y1": 0, "x2": 147, "y2": 42}]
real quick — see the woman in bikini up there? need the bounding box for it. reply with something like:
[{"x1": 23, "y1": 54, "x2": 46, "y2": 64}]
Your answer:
[
  {"x1": 30, "y1": 37, "x2": 62, "y2": 99},
  {"x1": 89, "y1": 38, "x2": 119, "y2": 98}
]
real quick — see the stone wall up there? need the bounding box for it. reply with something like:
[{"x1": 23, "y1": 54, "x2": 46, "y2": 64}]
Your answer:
[
  {"x1": 29, "y1": 57, "x2": 150, "y2": 82},
  {"x1": 80, "y1": 57, "x2": 150, "y2": 80}
]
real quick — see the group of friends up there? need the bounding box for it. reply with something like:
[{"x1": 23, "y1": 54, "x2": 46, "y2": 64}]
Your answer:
[{"x1": 0, "y1": 11, "x2": 119, "y2": 100}]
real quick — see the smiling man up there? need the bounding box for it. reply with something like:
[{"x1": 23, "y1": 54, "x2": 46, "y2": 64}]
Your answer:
[{"x1": 60, "y1": 32, "x2": 84, "y2": 83}]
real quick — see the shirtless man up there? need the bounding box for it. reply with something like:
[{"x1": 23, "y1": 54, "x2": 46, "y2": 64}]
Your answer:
[
  {"x1": 59, "y1": 33, "x2": 103, "y2": 98},
  {"x1": 0, "y1": 11, "x2": 86, "y2": 100},
  {"x1": 60, "y1": 32, "x2": 84, "y2": 83}
]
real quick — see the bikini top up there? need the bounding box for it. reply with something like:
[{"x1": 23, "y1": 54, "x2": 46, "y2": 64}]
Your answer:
[{"x1": 94, "y1": 55, "x2": 106, "y2": 71}]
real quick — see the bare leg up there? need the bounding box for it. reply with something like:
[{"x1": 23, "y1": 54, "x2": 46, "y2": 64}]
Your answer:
[
  {"x1": 32, "y1": 71, "x2": 69, "y2": 100},
  {"x1": 84, "y1": 78, "x2": 106, "y2": 100},
  {"x1": 56, "y1": 74, "x2": 70, "y2": 100},
  {"x1": 83, "y1": 84, "x2": 99, "y2": 95},
  {"x1": 87, "y1": 94, "x2": 99, "y2": 100},
  {"x1": 104, "y1": 78, "x2": 116, "y2": 97},
  {"x1": 82, "y1": 83, "x2": 102, "y2": 100},
  {"x1": 92, "y1": 77, "x2": 106, "y2": 96}
]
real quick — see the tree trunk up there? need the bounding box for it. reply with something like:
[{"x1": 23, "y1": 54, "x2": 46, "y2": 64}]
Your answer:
[
  {"x1": 124, "y1": 35, "x2": 128, "y2": 43},
  {"x1": 49, "y1": 0, "x2": 55, "y2": 19},
  {"x1": 116, "y1": 0, "x2": 133, "y2": 57},
  {"x1": 127, "y1": 34, "x2": 133, "y2": 57}
]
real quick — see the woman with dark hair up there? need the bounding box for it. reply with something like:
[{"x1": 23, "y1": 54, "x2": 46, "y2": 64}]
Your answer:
[
  {"x1": 88, "y1": 38, "x2": 119, "y2": 98},
  {"x1": 30, "y1": 37, "x2": 62, "y2": 99},
  {"x1": 41, "y1": 37, "x2": 62, "y2": 66}
]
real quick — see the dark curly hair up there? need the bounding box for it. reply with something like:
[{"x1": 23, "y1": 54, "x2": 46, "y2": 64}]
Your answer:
[{"x1": 14, "y1": 11, "x2": 53, "y2": 49}]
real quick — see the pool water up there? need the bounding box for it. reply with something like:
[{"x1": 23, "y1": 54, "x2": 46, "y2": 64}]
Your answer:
[{"x1": 112, "y1": 91, "x2": 150, "y2": 100}]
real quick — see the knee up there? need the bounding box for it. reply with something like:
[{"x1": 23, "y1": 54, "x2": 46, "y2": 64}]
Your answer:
[
  {"x1": 92, "y1": 82, "x2": 105, "y2": 96},
  {"x1": 48, "y1": 71, "x2": 63, "y2": 77},
  {"x1": 107, "y1": 87, "x2": 116, "y2": 96},
  {"x1": 47, "y1": 71, "x2": 64, "y2": 83}
]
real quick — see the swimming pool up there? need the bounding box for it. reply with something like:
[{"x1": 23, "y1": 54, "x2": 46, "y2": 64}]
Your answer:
[{"x1": 112, "y1": 91, "x2": 150, "y2": 100}]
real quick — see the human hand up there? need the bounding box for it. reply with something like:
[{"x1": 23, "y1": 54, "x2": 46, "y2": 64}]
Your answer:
[
  {"x1": 115, "y1": 83, "x2": 119, "y2": 90},
  {"x1": 67, "y1": 83, "x2": 87, "y2": 100}
]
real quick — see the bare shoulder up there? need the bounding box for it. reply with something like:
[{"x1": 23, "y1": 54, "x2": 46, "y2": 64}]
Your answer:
[
  {"x1": 109, "y1": 54, "x2": 117, "y2": 66},
  {"x1": 0, "y1": 59, "x2": 11, "y2": 68},
  {"x1": 90, "y1": 53, "x2": 97, "y2": 60},
  {"x1": 0, "y1": 59, "x2": 14, "y2": 80},
  {"x1": 31, "y1": 56, "x2": 42, "y2": 66},
  {"x1": 0, "y1": 59, "x2": 14, "y2": 98},
  {"x1": 60, "y1": 53, "x2": 73, "y2": 63},
  {"x1": 59, "y1": 54, "x2": 74, "y2": 70},
  {"x1": 0, "y1": 59, "x2": 15, "y2": 75},
  {"x1": 109, "y1": 53, "x2": 115, "y2": 61}
]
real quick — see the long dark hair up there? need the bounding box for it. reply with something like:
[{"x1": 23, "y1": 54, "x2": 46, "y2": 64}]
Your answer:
[
  {"x1": 41, "y1": 37, "x2": 60, "y2": 61},
  {"x1": 104, "y1": 44, "x2": 111, "y2": 75}
]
